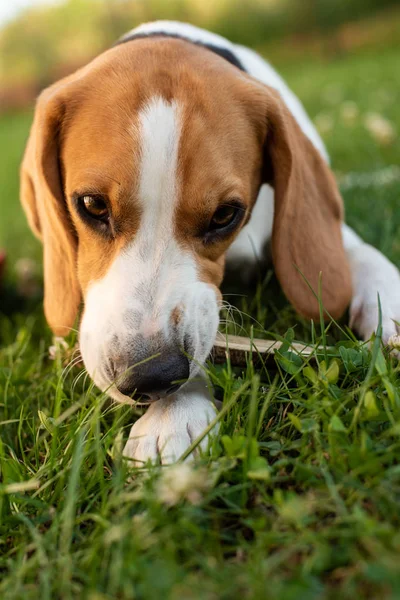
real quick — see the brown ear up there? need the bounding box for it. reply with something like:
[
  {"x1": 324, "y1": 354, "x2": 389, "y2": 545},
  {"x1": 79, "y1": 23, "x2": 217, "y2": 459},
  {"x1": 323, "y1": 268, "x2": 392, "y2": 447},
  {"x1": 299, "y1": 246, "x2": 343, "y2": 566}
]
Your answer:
[
  {"x1": 20, "y1": 86, "x2": 81, "y2": 335},
  {"x1": 261, "y1": 88, "x2": 352, "y2": 320}
]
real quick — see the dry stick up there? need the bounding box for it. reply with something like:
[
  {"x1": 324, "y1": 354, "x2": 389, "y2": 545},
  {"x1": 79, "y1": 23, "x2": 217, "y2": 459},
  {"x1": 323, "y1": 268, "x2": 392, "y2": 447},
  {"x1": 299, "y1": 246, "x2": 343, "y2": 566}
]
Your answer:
[{"x1": 211, "y1": 334, "x2": 323, "y2": 367}]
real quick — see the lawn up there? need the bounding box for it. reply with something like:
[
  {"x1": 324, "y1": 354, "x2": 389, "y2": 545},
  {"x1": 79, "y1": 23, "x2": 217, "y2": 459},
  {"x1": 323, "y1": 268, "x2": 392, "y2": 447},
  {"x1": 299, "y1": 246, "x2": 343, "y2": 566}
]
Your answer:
[{"x1": 0, "y1": 43, "x2": 400, "y2": 599}]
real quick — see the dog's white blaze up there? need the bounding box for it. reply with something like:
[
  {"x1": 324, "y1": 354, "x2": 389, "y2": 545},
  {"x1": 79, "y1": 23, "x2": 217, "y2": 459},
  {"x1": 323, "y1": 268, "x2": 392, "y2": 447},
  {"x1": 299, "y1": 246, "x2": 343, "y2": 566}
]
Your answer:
[
  {"x1": 138, "y1": 97, "x2": 180, "y2": 235},
  {"x1": 134, "y1": 97, "x2": 197, "y2": 336},
  {"x1": 80, "y1": 96, "x2": 220, "y2": 400}
]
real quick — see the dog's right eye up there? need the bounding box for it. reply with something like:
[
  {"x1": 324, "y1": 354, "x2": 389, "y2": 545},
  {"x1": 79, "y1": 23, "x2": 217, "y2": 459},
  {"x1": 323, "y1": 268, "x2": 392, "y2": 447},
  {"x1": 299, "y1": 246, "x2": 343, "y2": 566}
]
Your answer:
[{"x1": 79, "y1": 195, "x2": 109, "y2": 221}]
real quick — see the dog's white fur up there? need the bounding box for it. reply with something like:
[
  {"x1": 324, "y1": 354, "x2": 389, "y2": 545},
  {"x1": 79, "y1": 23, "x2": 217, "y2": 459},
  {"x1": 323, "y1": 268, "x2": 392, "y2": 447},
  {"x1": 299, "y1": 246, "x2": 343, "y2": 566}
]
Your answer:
[
  {"x1": 342, "y1": 224, "x2": 400, "y2": 343},
  {"x1": 115, "y1": 21, "x2": 400, "y2": 463}
]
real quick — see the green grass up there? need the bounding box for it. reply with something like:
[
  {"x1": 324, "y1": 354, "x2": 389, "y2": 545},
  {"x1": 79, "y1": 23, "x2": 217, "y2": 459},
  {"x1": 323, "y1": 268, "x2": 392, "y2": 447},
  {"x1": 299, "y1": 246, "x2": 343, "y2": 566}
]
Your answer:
[{"x1": 1, "y1": 44, "x2": 400, "y2": 599}]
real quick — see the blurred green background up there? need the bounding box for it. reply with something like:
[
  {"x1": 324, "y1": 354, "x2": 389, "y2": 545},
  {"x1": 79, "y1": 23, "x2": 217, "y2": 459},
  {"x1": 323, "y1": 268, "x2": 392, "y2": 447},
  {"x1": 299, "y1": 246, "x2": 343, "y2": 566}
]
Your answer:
[{"x1": 0, "y1": 0, "x2": 399, "y2": 273}]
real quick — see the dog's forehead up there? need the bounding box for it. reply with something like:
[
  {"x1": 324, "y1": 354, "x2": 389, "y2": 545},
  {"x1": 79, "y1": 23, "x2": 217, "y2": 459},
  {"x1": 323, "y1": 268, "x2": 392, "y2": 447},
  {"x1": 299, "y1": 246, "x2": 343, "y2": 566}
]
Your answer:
[{"x1": 62, "y1": 38, "x2": 262, "y2": 192}]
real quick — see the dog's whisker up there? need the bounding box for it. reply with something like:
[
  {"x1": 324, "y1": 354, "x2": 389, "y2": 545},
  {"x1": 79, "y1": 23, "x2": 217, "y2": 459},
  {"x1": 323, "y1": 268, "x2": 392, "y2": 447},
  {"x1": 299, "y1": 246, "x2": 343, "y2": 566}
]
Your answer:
[
  {"x1": 220, "y1": 300, "x2": 269, "y2": 334},
  {"x1": 71, "y1": 368, "x2": 88, "y2": 393},
  {"x1": 61, "y1": 352, "x2": 83, "y2": 376},
  {"x1": 60, "y1": 358, "x2": 83, "y2": 382}
]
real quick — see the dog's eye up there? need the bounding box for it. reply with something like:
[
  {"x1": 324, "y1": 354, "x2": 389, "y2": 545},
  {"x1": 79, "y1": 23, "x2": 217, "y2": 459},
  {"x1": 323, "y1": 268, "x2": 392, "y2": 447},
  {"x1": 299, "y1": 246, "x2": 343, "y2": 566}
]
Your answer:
[
  {"x1": 204, "y1": 202, "x2": 245, "y2": 242},
  {"x1": 79, "y1": 195, "x2": 109, "y2": 221},
  {"x1": 209, "y1": 205, "x2": 238, "y2": 230}
]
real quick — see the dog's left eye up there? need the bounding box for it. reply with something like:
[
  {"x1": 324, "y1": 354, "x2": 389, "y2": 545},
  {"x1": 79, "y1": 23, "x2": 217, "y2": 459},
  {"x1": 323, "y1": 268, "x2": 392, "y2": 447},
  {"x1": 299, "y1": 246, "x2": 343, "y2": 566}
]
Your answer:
[
  {"x1": 209, "y1": 205, "x2": 237, "y2": 229},
  {"x1": 79, "y1": 195, "x2": 109, "y2": 221},
  {"x1": 205, "y1": 202, "x2": 244, "y2": 240}
]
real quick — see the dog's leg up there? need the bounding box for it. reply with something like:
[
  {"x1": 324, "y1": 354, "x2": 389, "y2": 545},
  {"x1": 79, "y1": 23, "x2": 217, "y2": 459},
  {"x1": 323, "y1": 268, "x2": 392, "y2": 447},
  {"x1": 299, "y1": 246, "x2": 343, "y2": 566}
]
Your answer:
[
  {"x1": 342, "y1": 223, "x2": 400, "y2": 347},
  {"x1": 123, "y1": 377, "x2": 218, "y2": 465}
]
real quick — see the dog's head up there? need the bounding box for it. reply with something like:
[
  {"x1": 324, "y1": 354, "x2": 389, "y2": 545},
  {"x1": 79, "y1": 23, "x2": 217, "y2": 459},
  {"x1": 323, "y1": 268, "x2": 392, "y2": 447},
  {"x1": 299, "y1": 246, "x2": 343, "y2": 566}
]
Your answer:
[{"x1": 20, "y1": 37, "x2": 351, "y2": 402}]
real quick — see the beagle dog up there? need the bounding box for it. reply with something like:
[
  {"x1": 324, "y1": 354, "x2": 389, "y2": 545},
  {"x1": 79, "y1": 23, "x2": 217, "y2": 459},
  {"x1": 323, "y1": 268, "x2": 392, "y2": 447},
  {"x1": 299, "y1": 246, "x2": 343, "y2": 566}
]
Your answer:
[{"x1": 20, "y1": 21, "x2": 400, "y2": 464}]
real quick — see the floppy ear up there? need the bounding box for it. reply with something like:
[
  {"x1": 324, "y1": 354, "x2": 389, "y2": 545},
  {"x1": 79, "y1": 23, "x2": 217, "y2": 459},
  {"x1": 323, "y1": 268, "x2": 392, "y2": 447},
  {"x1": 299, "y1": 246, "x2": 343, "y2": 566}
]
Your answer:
[
  {"x1": 261, "y1": 88, "x2": 352, "y2": 320},
  {"x1": 20, "y1": 86, "x2": 81, "y2": 336}
]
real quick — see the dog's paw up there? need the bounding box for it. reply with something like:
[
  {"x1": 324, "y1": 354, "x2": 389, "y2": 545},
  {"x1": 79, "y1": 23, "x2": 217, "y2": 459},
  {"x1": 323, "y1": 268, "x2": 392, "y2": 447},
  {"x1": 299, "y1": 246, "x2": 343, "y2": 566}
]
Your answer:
[
  {"x1": 348, "y1": 243, "x2": 400, "y2": 351},
  {"x1": 123, "y1": 380, "x2": 218, "y2": 466},
  {"x1": 350, "y1": 294, "x2": 400, "y2": 346}
]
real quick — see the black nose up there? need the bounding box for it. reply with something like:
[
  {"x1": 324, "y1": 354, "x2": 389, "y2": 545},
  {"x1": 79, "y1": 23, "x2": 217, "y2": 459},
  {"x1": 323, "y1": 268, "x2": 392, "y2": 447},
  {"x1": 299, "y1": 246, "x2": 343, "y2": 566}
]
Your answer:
[{"x1": 116, "y1": 350, "x2": 190, "y2": 400}]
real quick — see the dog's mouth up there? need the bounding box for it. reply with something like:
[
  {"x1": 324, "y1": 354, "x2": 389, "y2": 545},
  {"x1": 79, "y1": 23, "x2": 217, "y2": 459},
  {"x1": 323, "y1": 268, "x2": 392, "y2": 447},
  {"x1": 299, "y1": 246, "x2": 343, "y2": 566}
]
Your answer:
[
  {"x1": 131, "y1": 394, "x2": 158, "y2": 405},
  {"x1": 127, "y1": 385, "x2": 182, "y2": 405},
  {"x1": 112, "y1": 379, "x2": 185, "y2": 405}
]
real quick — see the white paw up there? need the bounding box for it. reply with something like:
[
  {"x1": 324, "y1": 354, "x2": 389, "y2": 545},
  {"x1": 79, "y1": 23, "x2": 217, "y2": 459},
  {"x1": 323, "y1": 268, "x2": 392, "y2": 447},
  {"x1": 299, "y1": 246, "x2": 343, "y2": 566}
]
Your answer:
[
  {"x1": 123, "y1": 379, "x2": 218, "y2": 465},
  {"x1": 348, "y1": 243, "x2": 400, "y2": 348}
]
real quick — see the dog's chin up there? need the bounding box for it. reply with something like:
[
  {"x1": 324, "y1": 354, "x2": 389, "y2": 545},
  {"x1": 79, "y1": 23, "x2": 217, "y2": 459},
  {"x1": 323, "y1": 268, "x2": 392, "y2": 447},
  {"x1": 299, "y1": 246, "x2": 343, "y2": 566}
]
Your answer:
[
  {"x1": 99, "y1": 383, "x2": 157, "y2": 406},
  {"x1": 98, "y1": 383, "x2": 137, "y2": 406},
  {"x1": 97, "y1": 377, "x2": 193, "y2": 406}
]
